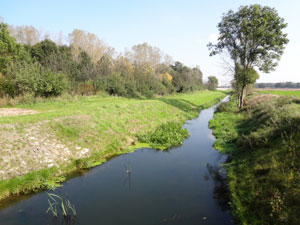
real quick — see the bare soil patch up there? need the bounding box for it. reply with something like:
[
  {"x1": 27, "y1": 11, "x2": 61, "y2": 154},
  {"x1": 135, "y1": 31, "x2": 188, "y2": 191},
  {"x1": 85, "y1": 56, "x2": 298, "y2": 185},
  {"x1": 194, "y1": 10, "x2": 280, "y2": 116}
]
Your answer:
[{"x1": 0, "y1": 108, "x2": 38, "y2": 117}]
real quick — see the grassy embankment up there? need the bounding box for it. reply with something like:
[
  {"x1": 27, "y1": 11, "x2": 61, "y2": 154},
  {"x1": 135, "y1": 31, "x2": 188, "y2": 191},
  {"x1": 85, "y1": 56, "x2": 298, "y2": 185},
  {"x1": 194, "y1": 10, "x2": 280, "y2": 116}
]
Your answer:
[
  {"x1": 0, "y1": 90, "x2": 227, "y2": 201},
  {"x1": 209, "y1": 90, "x2": 300, "y2": 225}
]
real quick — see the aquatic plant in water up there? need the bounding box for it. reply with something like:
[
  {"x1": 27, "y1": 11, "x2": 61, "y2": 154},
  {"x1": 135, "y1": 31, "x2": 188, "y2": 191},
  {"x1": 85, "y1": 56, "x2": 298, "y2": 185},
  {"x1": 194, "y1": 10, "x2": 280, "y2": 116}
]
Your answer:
[
  {"x1": 46, "y1": 192, "x2": 76, "y2": 218},
  {"x1": 137, "y1": 121, "x2": 189, "y2": 149}
]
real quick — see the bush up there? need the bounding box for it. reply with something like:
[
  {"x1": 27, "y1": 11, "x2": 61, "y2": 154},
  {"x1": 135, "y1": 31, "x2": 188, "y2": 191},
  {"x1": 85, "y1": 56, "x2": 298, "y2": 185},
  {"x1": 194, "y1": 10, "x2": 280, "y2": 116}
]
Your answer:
[
  {"x1": 76, "y1": 81, "x2": 95, "y2": 96},
  {"x1": 39, "y1": 70, "x2": 69, "y2": 97},
  {"x1": 137, "y1": 121, "x2": 189, "y2": 149},
  {"x1": 161, "y1": 78, "x2": 175, "y2": 95},
  {"x1": 103, "y1": 73, "x2": 127, "y2": 96},
  {"x1": 0, "y1": 72, "x2": 5, "y2": 97},
  {"x1": 216, "y1": 101, "x2": 231, "y2": 113},
  {"x1": 5, "y1": 62, "x2": 69, "y2": 97}
]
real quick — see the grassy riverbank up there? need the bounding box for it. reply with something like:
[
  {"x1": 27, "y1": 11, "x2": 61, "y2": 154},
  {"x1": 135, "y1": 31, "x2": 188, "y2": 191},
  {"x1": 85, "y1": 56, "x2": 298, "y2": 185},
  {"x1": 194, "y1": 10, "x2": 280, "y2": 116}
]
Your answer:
[
  {"x1": 0, "y1": 90, "x2": 226, "y2": 201},
  {"x1": 210, "y1": 93, "x2": 300, "y2": 225}
]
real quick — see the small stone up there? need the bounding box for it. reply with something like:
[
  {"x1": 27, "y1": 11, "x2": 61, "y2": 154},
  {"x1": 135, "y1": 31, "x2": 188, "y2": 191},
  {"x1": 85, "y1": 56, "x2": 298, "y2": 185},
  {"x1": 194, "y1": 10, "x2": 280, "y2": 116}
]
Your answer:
[
  {"x1": 203, "y1": 217, "x2": 207, "y2": 220},
  {"x1": 64, "y1": 148, "x2": 71, "y2": 154},
  {"x1": 81, "y1": 148, "x2": 89, "y2": 155}
]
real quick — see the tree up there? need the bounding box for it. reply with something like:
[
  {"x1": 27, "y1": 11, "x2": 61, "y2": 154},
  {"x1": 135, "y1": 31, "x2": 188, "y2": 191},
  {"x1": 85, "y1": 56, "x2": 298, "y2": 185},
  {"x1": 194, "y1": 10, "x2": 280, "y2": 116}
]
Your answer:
[
  {"x1": 126, "y1": 42, "x2": 162, "y2": 68},
  {"x1": 77, "y1": 51, "x2": 95, "y2": 82},
  {"x1": 207, "y1": 76, "x2": 218, "y2": 90},
  {"x1": 31, "y1": 39, "x2": 59, "y2": 65},
  {"x1": 68, "y1": 29, "x2": 114, "y2": 64},
  {"x1": 9, "y1": 25, "x2": 41, "y2": 45},
  {"x1": 208, "y1": 4, "x2": 289, "y2": 108},
  {"x1": 0, "y1": 23, "x2": 30, "y2": 74},
  {"x1": 95, "y1": 54, "x2": 114, "y2": 77}
]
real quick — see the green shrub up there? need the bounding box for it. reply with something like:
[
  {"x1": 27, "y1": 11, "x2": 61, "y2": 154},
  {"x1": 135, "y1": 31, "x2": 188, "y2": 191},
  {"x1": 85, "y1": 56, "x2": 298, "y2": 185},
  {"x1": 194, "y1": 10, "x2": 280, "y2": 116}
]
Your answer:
[
  {"x1": 137, "y1": 121, "x2": 189, "y2": 149},
  {"x1": 216, "y1": 101, "x2": 231, "y2": 112},
  {"x1": 0, "y1": 72, "x2": 5, "y2": 97},
  {"x1": 103, "y1": 73, "x2": 127, "y2": 96},
  {"x1": 39, "y1": 70, "x2": 69, "y2": 97},
  {"x1": 5, "y1": 62, "x2": 69, "y2": 97}
]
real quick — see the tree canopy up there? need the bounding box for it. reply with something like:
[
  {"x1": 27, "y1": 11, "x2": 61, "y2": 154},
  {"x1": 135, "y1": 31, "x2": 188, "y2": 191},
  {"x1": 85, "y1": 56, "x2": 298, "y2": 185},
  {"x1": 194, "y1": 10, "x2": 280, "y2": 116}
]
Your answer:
[
  {"x1": 0, "y1": 21, "x2": 205, "y2": 99},
  {"x1": 207, "y1": 76, "x2": 218, "y2": 90},
  {"x1": 0, "y1": 23, "x2": 30, "y2": 73},
  {"x1": 208, "y1": 4, "x2": 289, "y2": 108}
]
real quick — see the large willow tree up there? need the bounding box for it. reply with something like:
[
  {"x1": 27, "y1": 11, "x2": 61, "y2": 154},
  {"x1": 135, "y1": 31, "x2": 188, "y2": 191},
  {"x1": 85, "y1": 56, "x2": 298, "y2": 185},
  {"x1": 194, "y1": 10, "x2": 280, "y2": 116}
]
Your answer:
[{"x1": 208, "y1": 4, "x2": 289, "y2": 108}]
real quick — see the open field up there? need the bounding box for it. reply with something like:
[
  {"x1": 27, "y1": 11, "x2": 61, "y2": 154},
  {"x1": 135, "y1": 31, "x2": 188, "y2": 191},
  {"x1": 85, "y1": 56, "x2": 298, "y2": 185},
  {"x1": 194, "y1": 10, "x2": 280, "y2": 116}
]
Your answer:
[
  {"x1": 257, "y1": 89, "x2": 300, "y2": 97},
  {"x1": 0, "y1": 90, "x2": 227, "y2": 200}
]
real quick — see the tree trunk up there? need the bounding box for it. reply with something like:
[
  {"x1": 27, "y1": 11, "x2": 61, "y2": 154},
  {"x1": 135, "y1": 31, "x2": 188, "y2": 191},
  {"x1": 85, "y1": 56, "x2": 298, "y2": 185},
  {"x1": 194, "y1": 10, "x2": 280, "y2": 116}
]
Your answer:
[{"x1": 238, "y1": 85, "x2": 246, "y2": 109}]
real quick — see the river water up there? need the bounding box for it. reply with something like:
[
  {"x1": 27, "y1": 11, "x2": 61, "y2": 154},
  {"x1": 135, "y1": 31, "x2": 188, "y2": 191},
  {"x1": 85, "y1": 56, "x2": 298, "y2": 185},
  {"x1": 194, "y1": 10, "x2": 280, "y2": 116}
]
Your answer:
[{"x1": 0, "y1": 96, "x2": 234, "y2": 225}]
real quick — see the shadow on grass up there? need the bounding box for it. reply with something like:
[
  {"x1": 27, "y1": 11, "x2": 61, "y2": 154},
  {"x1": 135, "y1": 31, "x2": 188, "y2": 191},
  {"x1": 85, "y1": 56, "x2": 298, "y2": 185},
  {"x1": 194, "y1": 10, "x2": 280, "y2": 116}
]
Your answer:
[{"x1": 157, "y1": 98, "x2": 200, "y2": 112}]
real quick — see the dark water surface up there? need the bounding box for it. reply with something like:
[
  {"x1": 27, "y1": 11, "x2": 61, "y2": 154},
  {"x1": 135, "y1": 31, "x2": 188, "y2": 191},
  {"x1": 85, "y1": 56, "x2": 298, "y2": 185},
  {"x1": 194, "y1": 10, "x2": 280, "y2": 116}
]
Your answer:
[{"x1": 0, "y1": 96, "x2": 234, "y2": 225}]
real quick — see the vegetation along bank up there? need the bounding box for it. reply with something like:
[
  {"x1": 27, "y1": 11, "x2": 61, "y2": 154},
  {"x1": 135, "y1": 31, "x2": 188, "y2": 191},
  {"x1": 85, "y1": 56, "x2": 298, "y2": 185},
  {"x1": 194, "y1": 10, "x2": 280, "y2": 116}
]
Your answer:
[
  {"x1": 209, "y1": 91, "x2": 300, "y2": 225},
  {"x1": 0, "y1": 17, "x2": 224, "y2": 201},
  {"x1": 0, "y1": 90, "x2": 226, "y2": 201}
]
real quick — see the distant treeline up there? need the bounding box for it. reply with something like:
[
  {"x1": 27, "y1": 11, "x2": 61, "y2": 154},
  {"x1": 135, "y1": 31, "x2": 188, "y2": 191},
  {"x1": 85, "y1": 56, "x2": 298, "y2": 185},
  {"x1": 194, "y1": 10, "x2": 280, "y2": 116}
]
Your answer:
[
  {"x1": 255, "y1": 82, "x2": 300, "y2": 89},
  {"x1": 0, "y1": 23, "x2": 205, "y2": 99}
]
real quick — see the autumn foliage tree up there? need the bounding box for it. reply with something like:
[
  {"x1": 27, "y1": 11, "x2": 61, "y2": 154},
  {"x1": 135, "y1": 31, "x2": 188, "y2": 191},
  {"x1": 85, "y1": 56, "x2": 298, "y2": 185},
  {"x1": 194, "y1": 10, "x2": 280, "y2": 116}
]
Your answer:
[
  {"x1": 68, "y1": 29, "x2": 114, "y2": 64},
  {"x1": 9, "y1": 25, "x2": 41, "y2": 45}
]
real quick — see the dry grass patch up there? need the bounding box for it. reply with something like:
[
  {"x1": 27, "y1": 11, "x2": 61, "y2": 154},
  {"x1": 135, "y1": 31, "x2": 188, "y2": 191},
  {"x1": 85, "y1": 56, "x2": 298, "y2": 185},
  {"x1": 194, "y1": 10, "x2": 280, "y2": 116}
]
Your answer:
[{"x1": 0, "y1": 108, "x2": 38, "y2": 117}]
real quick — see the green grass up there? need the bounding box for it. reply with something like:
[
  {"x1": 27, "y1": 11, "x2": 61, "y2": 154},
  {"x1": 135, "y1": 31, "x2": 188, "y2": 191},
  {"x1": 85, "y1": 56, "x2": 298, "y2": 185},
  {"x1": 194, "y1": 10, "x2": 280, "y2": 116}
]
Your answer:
[
  {"x1": 137, "y1": 121, "x2": 189, "y2": 149},
  {"x1": 210, "y1": 93, "x2": 300, "y2": 225},
  {"x1": 258, "y1": 89, "x2": 300, "y2": 97},
  {"x1": 0, "y1": 90, "x2": 227, "y2": 201}
]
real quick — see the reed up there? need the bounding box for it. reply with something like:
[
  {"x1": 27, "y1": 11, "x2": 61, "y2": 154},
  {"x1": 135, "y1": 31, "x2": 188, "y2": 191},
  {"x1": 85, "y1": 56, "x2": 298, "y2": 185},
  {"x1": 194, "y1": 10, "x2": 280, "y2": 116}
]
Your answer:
[{"x1": 46, "y1": 192, "x2": 76, "y2": 218}]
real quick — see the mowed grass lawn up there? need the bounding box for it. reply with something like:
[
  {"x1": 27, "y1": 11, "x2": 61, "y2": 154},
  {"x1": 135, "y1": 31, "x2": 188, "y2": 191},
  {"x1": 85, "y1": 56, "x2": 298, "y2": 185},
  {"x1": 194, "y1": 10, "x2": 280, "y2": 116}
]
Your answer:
[
  {"x1": 0, "y1": 90, "x2": 227, "y2": 200},
  {"x1": 258, "y1": 89, "x2": 300, "y2": 97}
]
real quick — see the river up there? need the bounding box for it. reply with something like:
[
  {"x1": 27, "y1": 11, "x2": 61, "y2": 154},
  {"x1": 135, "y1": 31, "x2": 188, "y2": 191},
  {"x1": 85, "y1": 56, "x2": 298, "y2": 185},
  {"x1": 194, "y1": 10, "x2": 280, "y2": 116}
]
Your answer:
[{"x1": 0, "y1": 96, "x2": 234, "y2": 225}]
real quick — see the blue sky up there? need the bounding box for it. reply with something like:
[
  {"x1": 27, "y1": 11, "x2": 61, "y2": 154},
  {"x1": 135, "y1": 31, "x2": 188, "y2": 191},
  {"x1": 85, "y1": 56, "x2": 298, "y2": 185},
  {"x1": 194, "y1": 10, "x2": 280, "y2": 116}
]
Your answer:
[{"x1": 1, "y1": 0, "x2": 299, "y2": 84}]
